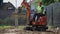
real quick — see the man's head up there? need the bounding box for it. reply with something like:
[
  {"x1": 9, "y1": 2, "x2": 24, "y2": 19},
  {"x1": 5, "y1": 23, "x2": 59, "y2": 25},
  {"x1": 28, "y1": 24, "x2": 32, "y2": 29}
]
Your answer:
[{"x1": 39, "y1": 2, "x2": 42, "y2": 6}]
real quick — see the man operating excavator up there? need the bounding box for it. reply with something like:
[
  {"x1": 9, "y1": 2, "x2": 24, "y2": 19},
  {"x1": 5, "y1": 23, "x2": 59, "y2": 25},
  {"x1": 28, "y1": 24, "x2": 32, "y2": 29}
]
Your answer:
[{"x1": 32, "y1": 2, "x2": 46, "y2": 22}]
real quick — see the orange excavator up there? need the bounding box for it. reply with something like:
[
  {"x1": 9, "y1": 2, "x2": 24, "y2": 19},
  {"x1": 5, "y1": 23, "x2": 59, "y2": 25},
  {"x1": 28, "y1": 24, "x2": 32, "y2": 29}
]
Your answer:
[{"x1": 21, "y1": 0, "x2": 48, "y2": 31}]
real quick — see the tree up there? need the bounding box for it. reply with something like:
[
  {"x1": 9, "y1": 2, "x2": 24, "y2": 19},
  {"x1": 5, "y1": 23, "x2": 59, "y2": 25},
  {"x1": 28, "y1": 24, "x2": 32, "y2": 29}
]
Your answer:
[
  {"x1": 32, "y1": 0, "x2": 42, "y2": 7},
  {"x1": 0, "y1": 0, "x2": 3, "y2": 9},
  {"x1": 42, "y1": 0, "x2": 54, "y2": 5}
]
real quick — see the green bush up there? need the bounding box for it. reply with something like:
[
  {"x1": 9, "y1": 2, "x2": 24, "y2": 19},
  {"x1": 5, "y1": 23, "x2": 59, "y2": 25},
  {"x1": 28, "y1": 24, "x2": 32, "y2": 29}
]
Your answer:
[{"x1": 0, "y1": 19, "x2": 4, "y2": 26}]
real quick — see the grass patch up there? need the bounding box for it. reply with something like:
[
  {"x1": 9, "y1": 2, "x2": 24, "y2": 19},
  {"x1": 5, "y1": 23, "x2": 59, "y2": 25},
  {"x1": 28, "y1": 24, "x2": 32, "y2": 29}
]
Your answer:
[
  {"x1": 0, "y1": 26, "x2": 13, "y2": 29},
  {"x1": 18, "y1": 26, "x2": 26, "y2": 30},
  {"x1": 0, "y1": 26, "x2": 26, "y2": 29}
]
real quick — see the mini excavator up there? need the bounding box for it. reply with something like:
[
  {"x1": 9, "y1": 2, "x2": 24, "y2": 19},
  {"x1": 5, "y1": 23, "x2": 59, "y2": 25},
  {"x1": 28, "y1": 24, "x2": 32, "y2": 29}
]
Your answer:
[{"x1": 21, "y1": 0, "x2": 48, "y2": 31}]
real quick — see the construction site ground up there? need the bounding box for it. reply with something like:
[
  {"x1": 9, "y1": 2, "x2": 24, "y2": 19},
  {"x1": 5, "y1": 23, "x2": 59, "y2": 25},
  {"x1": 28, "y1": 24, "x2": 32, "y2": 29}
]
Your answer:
[{"x1": 0, "y1": 26, "x2": 60, "y2": 34}]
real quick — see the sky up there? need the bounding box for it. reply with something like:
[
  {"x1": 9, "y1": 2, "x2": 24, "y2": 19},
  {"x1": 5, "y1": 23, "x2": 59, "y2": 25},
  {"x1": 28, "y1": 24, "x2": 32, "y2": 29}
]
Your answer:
[{"x1": 3, "y1": 0, "x2": 30, "y2": 8}]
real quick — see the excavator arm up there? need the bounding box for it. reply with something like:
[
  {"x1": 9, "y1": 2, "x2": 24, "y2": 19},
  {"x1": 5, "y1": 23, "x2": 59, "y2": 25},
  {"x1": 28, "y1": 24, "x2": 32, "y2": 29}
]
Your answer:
[{"x1": 21, "y1": 0, "x2": 30, "y2": 24}]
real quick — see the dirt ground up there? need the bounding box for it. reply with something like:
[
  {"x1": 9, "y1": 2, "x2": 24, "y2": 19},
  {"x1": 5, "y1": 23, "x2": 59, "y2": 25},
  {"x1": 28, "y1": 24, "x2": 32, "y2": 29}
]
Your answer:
[{"x1": 0, "y1": 26, "x2": 60, "y2": 34}]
